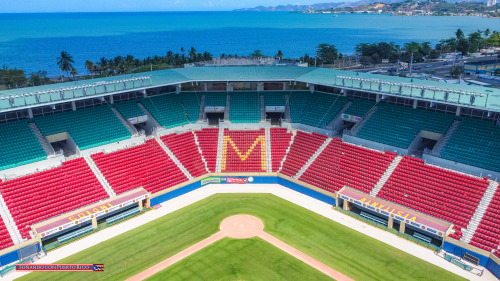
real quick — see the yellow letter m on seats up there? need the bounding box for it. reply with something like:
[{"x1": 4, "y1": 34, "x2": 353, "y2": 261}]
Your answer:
[{"x1": 222, "y1": 135, "x2": 266, "y2": 171}]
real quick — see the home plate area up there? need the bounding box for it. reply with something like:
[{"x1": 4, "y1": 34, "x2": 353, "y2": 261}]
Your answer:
[{"x1": 127, "y1": 214, "x2": 353, "y2": 281}]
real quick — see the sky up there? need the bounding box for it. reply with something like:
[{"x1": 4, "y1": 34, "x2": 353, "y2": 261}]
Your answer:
[{"x1": 0, "y1": 0, "x2": 333, "y2": 12}]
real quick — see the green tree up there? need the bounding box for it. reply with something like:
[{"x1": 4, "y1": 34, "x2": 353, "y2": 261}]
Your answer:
[
  {"x1": 250, "y1": 50, "x2": 264, "y2": 57},
  {"x1": 485, "y1": 31, "x2": 500, "y2": 47},
  {"x1": 468, "y1": 31, "x2": 484, "y2": 53},
  {"x1": 189, "y1": 47, "x2": 197, "y2": 61},
  {"x1": 0, "y1": 66, "x2": 27, "y2": 88},
  {"x1": 70, "y1": 66, "x2": 78, "y2": 79},
  {"x1": 429, "y1": 49, "x2": 441, "y2": 60},
  {"x1": 449, "y1": 65, "x2": 464, "y2": 79},
  {"x1": 56, "y1": 51, "x2": 74, "y2": 78},
  {"x1": 456, "y1": 38, "x2": 469, "y2": 56},
  {"x1": 316, "y1": 43, "x2": 338, "y2": 64},
  {"x1": 276, "y1": 50, "x2": 284, "y2": 61},
  {"x1": 28, "y1": 71, "x2": 49, "y2": 86},
  {"x1": 485, "y1": 28, "x2": 491, "y2": 37},
  {"x1": 455, "y1": 28, "x2": 464, "y2": 39},
  {"x1": 84, "y1": 60, "x2": 94, "y2": 75}
]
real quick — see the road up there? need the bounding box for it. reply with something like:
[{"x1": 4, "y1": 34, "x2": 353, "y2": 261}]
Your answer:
[{"x1": 352, "y1": 55, "x2": 499, "y2": 77}]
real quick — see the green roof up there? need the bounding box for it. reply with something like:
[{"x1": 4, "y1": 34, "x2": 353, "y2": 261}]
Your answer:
[{"x1": 1, "y1": 66, "x2": 499, "y2": 113}]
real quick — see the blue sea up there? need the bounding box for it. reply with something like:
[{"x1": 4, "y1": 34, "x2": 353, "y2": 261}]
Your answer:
[{"x1": 0, "y1": 12, "x2": 498, "y2": 76}]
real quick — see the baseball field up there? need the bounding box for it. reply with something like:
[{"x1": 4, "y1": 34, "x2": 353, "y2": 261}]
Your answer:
[{"x1": 18, "y1": 193, "x2": 465, "y2": 281}]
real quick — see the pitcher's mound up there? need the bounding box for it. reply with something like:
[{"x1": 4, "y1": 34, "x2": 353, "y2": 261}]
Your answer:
[{"x1": 220, "y1": 215, "x2": 264, "y2": 239}]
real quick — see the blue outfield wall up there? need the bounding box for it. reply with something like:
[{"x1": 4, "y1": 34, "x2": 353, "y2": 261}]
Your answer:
[
  {"x1": 486, "y1": 257, "x2": 500, "y2": 279},
  {"x1": 151, "y1": 176, "x2": 335, "y2": 207},
  {"x1": 443, "y1": 241, "x2": 489, "y2": 267},
  {"x1": 276, "y1": 177, "x2": 336, "y2": 205},
  {"x1": 0, "y1": 242, "x2": 41, "y2": 267},
  {"x1": 444, "y1": 240, "x2": 500, "y2": 279}
]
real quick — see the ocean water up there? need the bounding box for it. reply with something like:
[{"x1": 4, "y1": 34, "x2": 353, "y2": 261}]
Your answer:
[{"x1": 0, "y1": 12, "x2": 498, "y2": 76}]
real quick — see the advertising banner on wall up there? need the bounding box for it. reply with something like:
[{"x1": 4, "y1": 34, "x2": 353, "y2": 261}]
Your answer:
[
  {"x1": 265, "y1": 106, "x2": 285, "y2": 112},
  {"x1": 200, "y1": 177, "x2": 254, "y2": 186},
  {"x1": 128, "y1": 115, "x2": 147, "y2": 124},
  {"x1": 341, "y1": 114, "x2": 362, "y2": 123},
  {"x1": 204, "y1": 106, "x2": 225, "y2": 113}
]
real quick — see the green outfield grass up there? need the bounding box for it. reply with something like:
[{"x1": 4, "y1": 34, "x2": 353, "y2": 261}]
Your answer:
[
  {"x1": 146, "y1": 237, "x2": 334, "y2": 281},
  {"x1": 19, "y1": 194, "x2": 465, "y2": 281}
]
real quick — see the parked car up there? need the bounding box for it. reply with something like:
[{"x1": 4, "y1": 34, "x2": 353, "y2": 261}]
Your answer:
[{"x1": 425, "y1": 64, "x2": 432, "y2": 68}]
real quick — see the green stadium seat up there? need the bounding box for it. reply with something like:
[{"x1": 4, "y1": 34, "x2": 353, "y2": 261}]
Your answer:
[
  {"x1": 288, "y1": 91, "x2": 311, "y2": 123},
  {"x1": 441, "y1": 117, "x2": 500, "y2": 172},
  {"x1": 35, "y1": 105, "x2": 130, "y2": 151},
  {"x1": 204, "y1": 92, "x2": 227, "y2": 106},
  {"x1": 229, "y1": 92, "x2": 260, "y2": 123},
  {"x1": 114, "y1": 99, "x2": 145, "y2": 119},
  {"x1": 0, "y1": 120, "x2": 46, "y2": 170},
  {"x1": 264, "y1": 91, "x2": 285, "y2": 106},
  {"x1": 357, "y1": 103, "x2": 455, "y2": 149},
  {"x1": 180, "y1": 92, "x2": 202, "y2": 123},
  {"x1": 344, "y1": 98, "x2": 376, "y2": 117},
  {"x1": 299, "y1": 92, "x2": 348, "y2": 128},
  {"x1": 141, "y1": 94, "x2": 189, "y2": 129}
]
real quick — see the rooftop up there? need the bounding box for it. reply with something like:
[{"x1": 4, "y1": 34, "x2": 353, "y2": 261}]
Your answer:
[{"x1": 1, "y1": 66, "x2": 499, "y2": 113}]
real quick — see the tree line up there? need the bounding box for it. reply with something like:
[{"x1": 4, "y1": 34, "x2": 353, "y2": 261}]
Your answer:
[{"x1": 1, "y1": 28, "x2": 499, "y2": 90}]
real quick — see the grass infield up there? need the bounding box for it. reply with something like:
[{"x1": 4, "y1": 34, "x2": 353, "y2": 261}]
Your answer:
[
  {"x1": 19, "y1": 193, "x2": 465, "y2": 281},
  {"x1": 145, "y1": 237, "x2": 334, "y2": 281}
]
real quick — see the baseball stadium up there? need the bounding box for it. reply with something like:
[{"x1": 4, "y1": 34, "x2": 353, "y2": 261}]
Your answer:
[{"x1": 0, "y1": 66, "x2": 499, "y2": 280}]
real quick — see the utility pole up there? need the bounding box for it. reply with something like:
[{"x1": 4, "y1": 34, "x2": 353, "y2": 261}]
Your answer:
[{"x1": 409, "y1": 52, "x2": 414, "y2": 76}]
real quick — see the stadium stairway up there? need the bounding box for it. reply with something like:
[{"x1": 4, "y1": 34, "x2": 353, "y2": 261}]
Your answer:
[
  {"x1": 110, "y1": 107, "x2": 139, "y2": 136},
  {"x1": 0, "y1": 193, "x2": 22, "y2": 245},
  {"x1": 160, "y1": 132, "x2": 208, "y2": 178},
  {"x1": 461, "y1": 181, "x2": 500, "y2": 244},
  {"x1": 198, "y1": 95, "x2": 206, "y2": 121},
  {"x1": 277, "y1": 130, "x2": 296, "y2": 172},
  {"x1": 192, "y1": 131, "x2": 210, "y2": 172},
  {"x1": 370, "y1": 155, "x2": 403, "y2": 197},
  {"x1": 155, "y1": 137, "x2": 194, "y2": 180},
  {"x1": 137, "y1": 103, "x2": 163, "y2": 130},
  {"x1": 215, "y1": 127, "x2": 225, "y2": 172},
  {"x1": 280, "y1": 131, "x2": 328, "y2": 177},
  {"x1": 83, "y1": 155, "x2": 116, "y2": 197},
  {"x1": 431, "y1": 120, "x2": 460, "y2": 157},
  {"x1": 224, "y1": 94, "x2": 230, "y2": 122},
  {"x1": 28, "y1": 122, "x2": 55, "y2": 156},
  {"x1": 194, "y1": 128, "x2": 219, "y2": 172},
  {"x1": 294, "y1": 137, "x2": 332, "y2": 179},
  {"x1": 283, "y1": 94, "x2": 291, "y2": 122},
  {"x1": 350, "y1": 105, "x2": 378, "y2": 136},
  {"x1": 265, "y1": 128, "x2": 272, "y2": 173},
  {"x1": 325, "y1": 101, "x2": 352, "y2": 131},
  {"x1": 260, "y1": 94, "x2": 266, "y2": 122}
]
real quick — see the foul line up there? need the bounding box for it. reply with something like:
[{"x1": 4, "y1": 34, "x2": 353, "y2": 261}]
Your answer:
[{"x1": 125, "y1": 216, "x2": 354, "y2": 281}]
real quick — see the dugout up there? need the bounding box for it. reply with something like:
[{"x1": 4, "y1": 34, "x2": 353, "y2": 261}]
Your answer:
[
  {"x1": 32, "y1": 188, "x2": 150, "y2": 250},
  {"x1": 336, "y1": 187, "x2": 450, "y2": 249}
]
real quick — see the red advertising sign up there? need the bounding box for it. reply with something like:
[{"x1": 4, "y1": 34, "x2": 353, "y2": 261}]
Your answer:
[{"x1": 226, "y1": 177, "x2": 248, "y2": 184}]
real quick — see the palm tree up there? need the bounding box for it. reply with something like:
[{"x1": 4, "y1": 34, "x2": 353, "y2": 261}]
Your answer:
[
  {"x1": 276, "y1": 50, "x2": 284, "y2": 61},
  {"x1": 189, "y1": 47, "x2": 197, "y2": 61},
  {"x1": 56, "y1": 51, "x2": 75, "y2": 78},
  {"x1": 84, "y1": 60, "x2": 94, "y2": 75},
  {"x1": 70, "y1": 66, "x2": 78, "y2": 79}
]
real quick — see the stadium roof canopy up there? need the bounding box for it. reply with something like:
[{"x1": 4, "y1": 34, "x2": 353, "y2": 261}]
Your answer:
[{"x1": 0, "y1": 66, "x2": 499, "y2": 113}]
